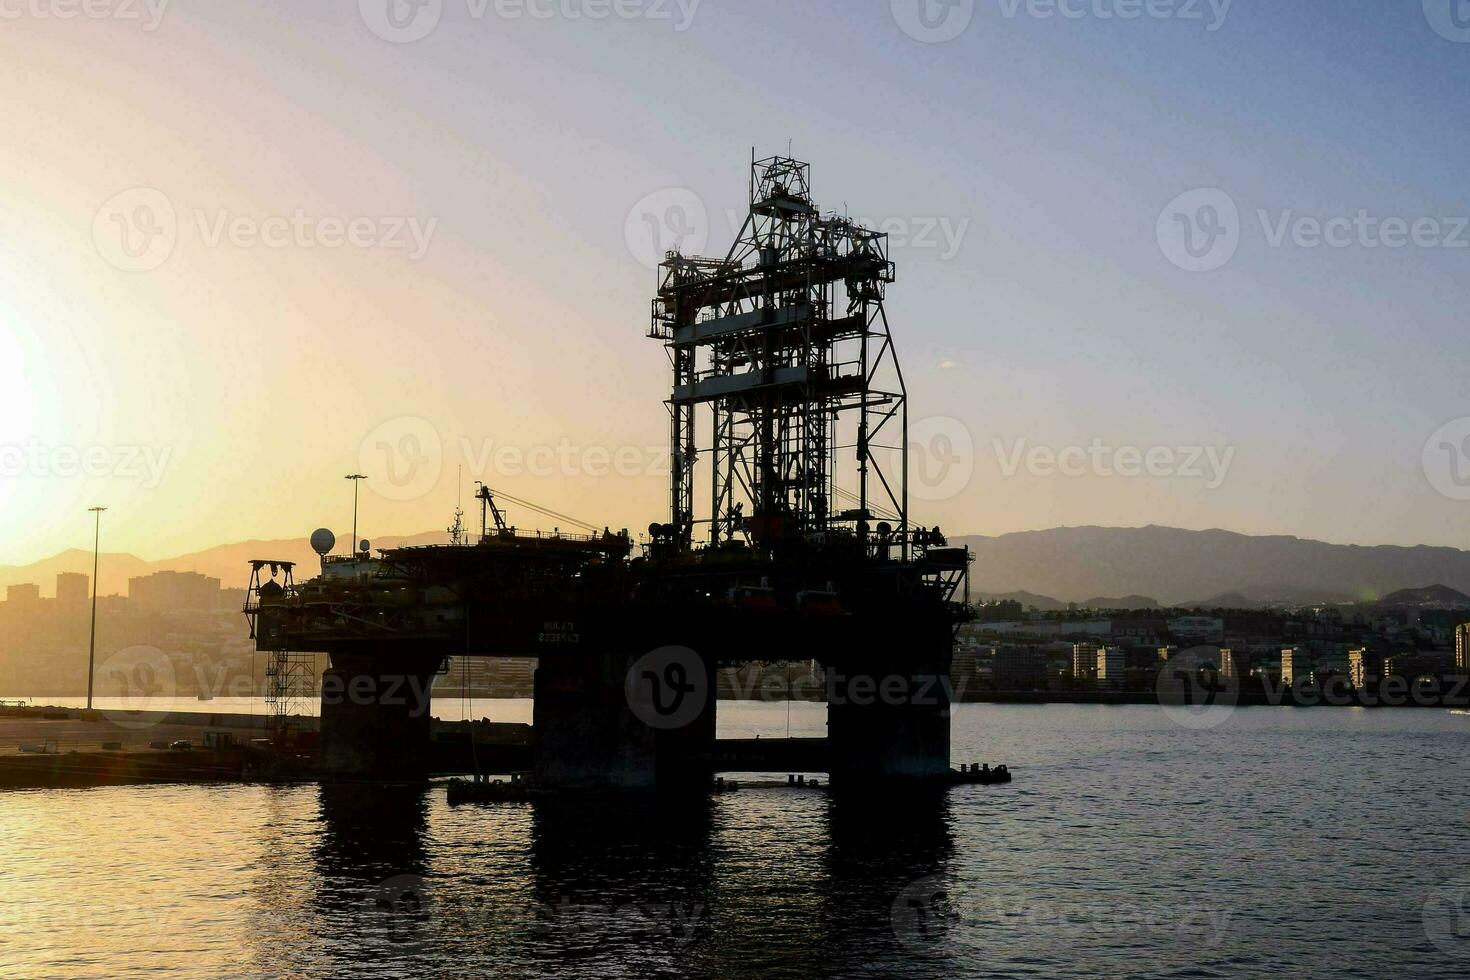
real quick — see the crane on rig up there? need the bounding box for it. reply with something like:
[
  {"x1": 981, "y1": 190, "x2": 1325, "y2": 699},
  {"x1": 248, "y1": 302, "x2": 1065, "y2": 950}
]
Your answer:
[{"x1": 476, "y1": 482, "x2": 510, "y2": 540}]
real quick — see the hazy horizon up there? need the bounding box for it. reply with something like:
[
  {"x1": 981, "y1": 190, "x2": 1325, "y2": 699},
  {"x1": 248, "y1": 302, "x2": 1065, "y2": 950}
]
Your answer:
[{"x1": 14, "y1": 520, "x2": 1470, "y2": 573}]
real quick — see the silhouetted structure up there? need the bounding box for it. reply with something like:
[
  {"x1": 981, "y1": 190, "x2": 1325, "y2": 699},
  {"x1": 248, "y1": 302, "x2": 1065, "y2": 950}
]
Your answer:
[
  {"x1": 56, "y1": 573, "x2": 89, "y2": 607},
  {"x1": 244, "y1": 156, "x2": 971, "y2": 790}
]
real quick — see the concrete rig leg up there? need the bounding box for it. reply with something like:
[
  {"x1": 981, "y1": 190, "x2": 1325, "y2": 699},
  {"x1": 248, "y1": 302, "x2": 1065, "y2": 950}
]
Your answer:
[
  {"x1": 318, "y1": 653, "x2": 441, "y2": 781},
  {"x1": 826, "y1": 619, "x2": 954, "y2": 786},
  {"x1": 533, "y1": 650, "x2": 715, "y2": 793}
]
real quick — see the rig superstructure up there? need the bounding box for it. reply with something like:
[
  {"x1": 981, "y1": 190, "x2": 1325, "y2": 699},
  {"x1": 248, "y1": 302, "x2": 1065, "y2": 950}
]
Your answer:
[{"x1": 245, "y1": 155, "x2": 971, "y2": 790}]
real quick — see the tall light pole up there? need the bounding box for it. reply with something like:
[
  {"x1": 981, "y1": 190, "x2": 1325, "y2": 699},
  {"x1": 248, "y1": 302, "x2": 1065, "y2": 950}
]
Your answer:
[
  {"x1": 87, "y1": 506, "x2": 106, "y2": 711},
  {"x1": 345, "y1": 474, "x2": 366, "y2": 555}
]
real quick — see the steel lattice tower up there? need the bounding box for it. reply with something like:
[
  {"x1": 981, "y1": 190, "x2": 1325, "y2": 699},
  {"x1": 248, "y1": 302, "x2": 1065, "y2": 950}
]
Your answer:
[{"x1": 651, "y1": 155, "x2": 910, "y2": 557}]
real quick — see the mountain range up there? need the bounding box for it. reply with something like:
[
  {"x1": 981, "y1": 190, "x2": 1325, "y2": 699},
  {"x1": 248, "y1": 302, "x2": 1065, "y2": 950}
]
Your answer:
[
  {"x1": 953, "y1": 526, "x2": 1470, "y2": 607},
  {"x1": 8, "y1": 524, "x2": 1470, "y2": 609},
  {"x1": 0, "y1": 531, "x2": 448, "y2": 597}
]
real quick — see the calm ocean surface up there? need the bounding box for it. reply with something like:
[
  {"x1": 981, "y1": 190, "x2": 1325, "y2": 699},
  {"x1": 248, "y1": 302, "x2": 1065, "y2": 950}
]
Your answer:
[{"x1": 2, "y1": 702, "x2": 1469, "y2": 978}]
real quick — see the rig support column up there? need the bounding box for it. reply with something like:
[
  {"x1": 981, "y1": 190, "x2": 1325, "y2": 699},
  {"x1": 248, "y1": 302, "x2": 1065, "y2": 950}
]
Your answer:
[
  {"x1": 826, "y1": 618, "x2": 953, "y2": 784},
  {"x1": 318, "y1": 652, "x2": 442, "y2": 780},
  {"x1": 532, "y1": 648, "x2": 716, "y2": 792},
  {"x1": 533, "y1": 652, "x2": 655, "y2": 791}
]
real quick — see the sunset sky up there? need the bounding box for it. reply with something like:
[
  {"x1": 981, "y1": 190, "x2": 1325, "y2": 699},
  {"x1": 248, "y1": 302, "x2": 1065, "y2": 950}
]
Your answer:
[{"x1": 4, "y1": 1, "x2": 1470, "y2": 567}]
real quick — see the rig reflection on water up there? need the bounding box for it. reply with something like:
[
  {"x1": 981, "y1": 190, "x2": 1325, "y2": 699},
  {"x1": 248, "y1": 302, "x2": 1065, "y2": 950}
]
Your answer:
[{"x1": 277, "y1": 779, "x2": 959, "y2": 978}]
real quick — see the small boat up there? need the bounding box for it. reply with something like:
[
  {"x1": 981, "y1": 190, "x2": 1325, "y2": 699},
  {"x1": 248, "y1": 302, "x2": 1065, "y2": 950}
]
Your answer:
[
  {"x1": 951, "y1": 764, "x2": 1012, "y2": 786},
  {"x1": 446, "y1": 775, "x2": 532, "y2": 804}
]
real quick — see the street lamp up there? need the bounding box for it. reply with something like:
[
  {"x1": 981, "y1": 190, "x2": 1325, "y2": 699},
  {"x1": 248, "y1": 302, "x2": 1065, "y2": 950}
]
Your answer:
[
  {"x1": 87, "y1": 506, "x2": 106, "y2": 711},
  {"x1": 345, "y1": 474, "x2": 366, "y2": 555}
]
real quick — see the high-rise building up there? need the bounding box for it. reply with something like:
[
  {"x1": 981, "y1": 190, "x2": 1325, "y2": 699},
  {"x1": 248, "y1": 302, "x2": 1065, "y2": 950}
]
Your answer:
[
  {"x1": 128, "y1": 571, "x2": 222, "y2": 611},
  {"x1": 1455, "y1": 624, "x2": 1470, "y2": 675},
  {"x1": 1375, "y1": 655, "x2": 1411, "y2": 678},
  {"x1": 56, "y1": 572, "x2": 89, "y2": 606},
  {"x1": 6, "y1": 583, "x2": 40, "y2": 605},
  {"x1": 1072, "y1": 641, "x2": 1101, "y2": 680},
  {"x1": 1220, "y1": 648, "x2": 1250, "y2": 681},
  {"x1": 994, "y1": 646, "x2": 1049, "y2": 690},
  {"x1": 951, "y1": 643, "x2": 987, "y2": 688},
  {"x1": 1347, "y1": 648, "x2": 1389, "y2": 690},
  {"x1": 1281, "y1": 647, "x2": 1312, "y2": 686},
  {"x1": 1096, "y1": 646, "x2": 1127, "y2": 690}
]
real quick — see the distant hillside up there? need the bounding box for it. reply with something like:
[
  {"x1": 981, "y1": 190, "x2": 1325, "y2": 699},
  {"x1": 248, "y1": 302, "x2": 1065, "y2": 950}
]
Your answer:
[
  {"x1": 10, "y1": 523, "x2": 1470, "y2": 610},
  {"x1": 1375, "y1": 585, "x2": 1470, "y2": 610},
  {"x1": 1176, "y1": 592, "x2": 1272, "y2": 611},
  {"x1": 1081, "y1": 595, "x2": 1161, "y2": 610},
  {"x1": 0, "y1": 530, "x2": 446, "y2": 597},
  {"x1": 954, "y1": 526, "x2": 1470, "y2": 607},
  {"x1": 974, "y1": 590, "x2": 1066, "y2": 612}
]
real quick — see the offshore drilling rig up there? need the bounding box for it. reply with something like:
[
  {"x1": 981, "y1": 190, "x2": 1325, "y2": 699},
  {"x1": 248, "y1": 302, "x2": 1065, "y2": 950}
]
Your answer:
[{"x1": 244, "y1": 155, "x2": 972, "y2": 791}]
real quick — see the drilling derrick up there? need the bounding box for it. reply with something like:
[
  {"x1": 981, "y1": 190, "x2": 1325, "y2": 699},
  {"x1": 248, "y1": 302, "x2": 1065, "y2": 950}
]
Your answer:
[{"x1": 652, "y1": 155, "x2": 910, "y2": 557}]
